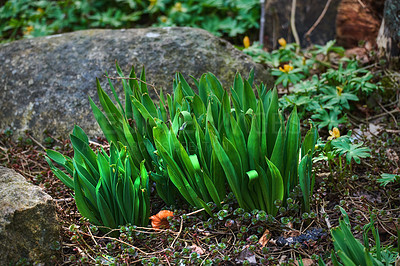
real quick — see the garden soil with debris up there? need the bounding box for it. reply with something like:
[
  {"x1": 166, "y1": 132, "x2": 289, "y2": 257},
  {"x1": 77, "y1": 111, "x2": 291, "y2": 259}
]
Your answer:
[{"x1": 1, "y1": 102, "x2": 399, "y2": 265}]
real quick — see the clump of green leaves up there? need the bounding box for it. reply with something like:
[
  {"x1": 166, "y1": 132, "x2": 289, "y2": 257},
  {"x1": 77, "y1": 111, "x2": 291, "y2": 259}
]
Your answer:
[
  {"x1": 328, "y1": 207, "x2": 398, "y2": 266},
  {"x1": 82, "y1": 64, "x2": 318, "y2": 217},
  {"x1": 46, "y1": 126, "x2": 150, "y2": 228}
]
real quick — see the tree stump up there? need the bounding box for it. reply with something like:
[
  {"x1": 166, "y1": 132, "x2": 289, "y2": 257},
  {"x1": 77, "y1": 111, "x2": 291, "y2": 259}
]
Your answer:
[
  {"x1": 377, "y1": 0, "x2": 400, "y2": 67},
  {"x1": 336, "y1": 0, "x2": 384, "y2": 48}
]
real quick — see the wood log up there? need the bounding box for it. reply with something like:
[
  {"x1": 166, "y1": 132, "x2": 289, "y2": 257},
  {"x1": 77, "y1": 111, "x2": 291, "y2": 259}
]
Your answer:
[
  {"x1": 336, "y1": 0, "x2": 384, "y2": 48},
  {"x1": 377, "y1": 0, "x2": 400, "y2": 67}
]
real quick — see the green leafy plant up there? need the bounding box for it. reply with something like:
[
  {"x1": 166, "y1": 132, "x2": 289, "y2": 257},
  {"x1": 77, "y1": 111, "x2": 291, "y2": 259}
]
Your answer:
[
  {"x1": 311, "y1": 108, "x2": 347, "y2": 129},
  {"x1": 245, "y1": 40, "x2": 381, "y2": 130},
  {"x1": 332, "y1": 139, "x2": 372, "y2": 166},
  {"x1": 271, "y1": 64, "x2": 304, "y2": 88},
  {"x1": 329, "y1": 207, "x2": 397, "y2": 266},
  {"x1": 377, "y1": 173, "x2": 400, "y2": 186},
  {"x1": 46, "y1": 126, "x2": 150, "y2": 228},
  {"x1": 314, "y1": 130, "x2": 371, "y2": 177},
  {"x1": 311, "y1": 40, "x2": 344, "y2": 62}
]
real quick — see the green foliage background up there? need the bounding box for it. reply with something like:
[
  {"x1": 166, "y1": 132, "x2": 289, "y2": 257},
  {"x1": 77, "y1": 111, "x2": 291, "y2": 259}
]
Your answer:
[{"x1": 0, "y1": 0, "x2": 259, "y2": 42}]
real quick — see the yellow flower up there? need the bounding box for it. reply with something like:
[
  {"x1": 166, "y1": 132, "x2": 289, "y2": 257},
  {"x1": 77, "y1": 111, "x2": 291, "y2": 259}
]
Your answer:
[
  {"x1": 278, "y1": 38, "x2": 287, "y2": 48},
  {"x1": 160, "y1": 16, "x2": 168, "y2": 23},
  {"x1": 24, "y1": 26, "x2": 34, "y2": 35},
  {"x1": 173, "y1": 2, "x2": 183, "y2": 12},
  {"x1": 279, "y1": 64, "x2": 294, "y2": 73},
  {"x1": 243, "y1": 36, "x2": 250, "y2": 48},
  {"x1": 149, "y1": 0, "x2": 157, "y2": 6},
  {"x1": 328, "y1": 127, "x2": 340, "y2": 140},
  {"x1": 37, "y1": 8, "x2": 44, "y2": 13},
  {"x1": 336, "y1": 86, "x2": 343, "y2": 96},
  {"x1": 302, "y1": 57, "x2": 306, "y2": 65}
]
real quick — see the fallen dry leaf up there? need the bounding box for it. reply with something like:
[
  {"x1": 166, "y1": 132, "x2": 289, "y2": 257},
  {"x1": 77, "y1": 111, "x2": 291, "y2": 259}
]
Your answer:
[
  {"x1": 149, "y1": 210, "x2": 174, "y2": 229},
  {"x1": 236, "y1": 245, "x2": 256, "y2": 264},
  {"x1": 258, "y1": 229, "x2": 271, "y2": 247},
  {"x1": 190, "y1": 244, "x2": 205, "y2": 255},
  {"x1": 283, "y1": 229, "x2": 300, "y2": 238},
  {"x1": 386, "y1": 148, "x2": 399, "y2": 163}
]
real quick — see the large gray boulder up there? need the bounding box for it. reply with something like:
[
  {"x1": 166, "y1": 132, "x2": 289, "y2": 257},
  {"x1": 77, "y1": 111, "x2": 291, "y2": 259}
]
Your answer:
[
  {"x1": 0, "y1": 166, "x2": 61, "y2": 264},
  {"x1": 0, "y1": 27, "x2": 272, "y2": 140}
]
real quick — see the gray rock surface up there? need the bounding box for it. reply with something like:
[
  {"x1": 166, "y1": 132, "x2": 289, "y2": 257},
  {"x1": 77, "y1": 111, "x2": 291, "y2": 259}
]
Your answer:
[
  {"x1": 0, "y1": 166, "x2": 61, "y2": 264},
  {"x1": 0, "y1": 27, "x2": 273, "y2": 140}
]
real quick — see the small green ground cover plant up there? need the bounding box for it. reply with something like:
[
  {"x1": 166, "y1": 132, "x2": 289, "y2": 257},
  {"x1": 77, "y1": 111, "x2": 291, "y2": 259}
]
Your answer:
[
  {"x1": 243, "y1": 39, "x2": 383, "y2": 130},
  {"x1": 314, "y1": 128, "x2": 371, "y2": 178}
]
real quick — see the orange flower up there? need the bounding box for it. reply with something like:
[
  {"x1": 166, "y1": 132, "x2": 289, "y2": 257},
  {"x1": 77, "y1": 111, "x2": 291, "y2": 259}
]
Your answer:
[
  {"x1": 279, "y1": 64, "x2": 294, "y2": 73},
  {"x1": 243, "y1": 36, "x2": 250, "y2": 48},
  {"x1": 24, "y1": 26, "x2": 34, "y2": 35},
  {"x1": 328, "y1": 127, "x2": 340, "y2": 140},
  {"x1": 336, "y1": 86, "x2": 343, "y2": 96},
  {"x1": 278, "y1": 38, "x2": 287, "y2": 48},
  {"x1": 149, "y1": 210, "x2": 174, "y2": 229}
]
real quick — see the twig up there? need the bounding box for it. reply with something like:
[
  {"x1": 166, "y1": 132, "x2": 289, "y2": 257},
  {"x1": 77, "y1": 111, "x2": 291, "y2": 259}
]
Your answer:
[
  {"x1": 386, "y1": 129, "x2": 400, "y2": 133},
  {"x1": 89, "y1": 140, "x2": 109, "y2": 149},
  {"x1": 186, "y1": 207, "x2": 206, "y2": 217},
  {"x1": 171, "y1": 217, "x2": 184, "y2": 247},
  {"x1": 75, "y1": 246, "x2": 96, "y2": 262},
  {"x1": 26, "y1": 133, "x2": 46, "y2": 150},
  {"x1": 304, "y1": 0, "x2": 333, "y2": 39},
  {"x1": 368, "y1": 108, "x2": 400, "y2": 121},
  {"x1": 86, "y1": 224, "x2": 100, "y2": 250},
  {"x1": 347, "y1": 108, "x2": 400, "y2": 124},
  {"x1": 259, "y1": 0, "x2": 265, "y2": 46},
  {"x1": 290, "y1": 0, "x2": 301, "y2": 49},
  {"x1": 357, "y1": 0, "x2": 366, "y2": 8},
  {"x1": 321, "y1": 202, "x2": 332, "y2": 229},
  {"x1": 77, "y1": 229, "x2": 165, "y2": 255},
  {"x1": 378, "y1": 101, "x2": 398, "y2": 127},
  {"x1": 54, "y1": 198, "x2": 74, "y2": 202},
  {"x1": 259, "y1": 0, "x2": 273, "y2": 46}
]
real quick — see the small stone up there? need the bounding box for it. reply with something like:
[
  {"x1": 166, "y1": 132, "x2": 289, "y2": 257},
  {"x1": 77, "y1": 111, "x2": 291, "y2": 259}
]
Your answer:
[{"x1": 0, "y1": 167, "x2": 61, "y2": 264}]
